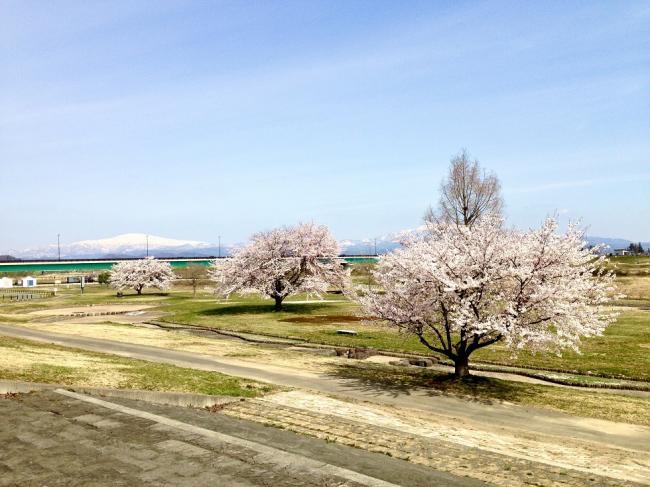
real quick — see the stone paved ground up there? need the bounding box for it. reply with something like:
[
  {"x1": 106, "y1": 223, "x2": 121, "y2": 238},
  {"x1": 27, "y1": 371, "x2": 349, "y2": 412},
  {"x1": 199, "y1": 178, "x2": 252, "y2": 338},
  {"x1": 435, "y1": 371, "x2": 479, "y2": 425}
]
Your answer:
[
  {"x1": 222, "y1": 395, "x2": 648, "y2": 487},
  {"x1": 0, "y1": 391, "x2": 473, "y2": 486}
]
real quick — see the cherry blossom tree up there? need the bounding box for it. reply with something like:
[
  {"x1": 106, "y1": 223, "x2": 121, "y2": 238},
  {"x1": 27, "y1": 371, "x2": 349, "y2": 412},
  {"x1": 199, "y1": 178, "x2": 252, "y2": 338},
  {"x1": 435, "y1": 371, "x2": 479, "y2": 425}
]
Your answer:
[
  {"x1": 210, "y1": 223, "x2": 348, "y2": 311},
  {"x1": 355, "y1": 216, "x2": 618, "y2": 378},
  {"x1": 109, "y1": 257, "x2": 176, "y2": 295}
]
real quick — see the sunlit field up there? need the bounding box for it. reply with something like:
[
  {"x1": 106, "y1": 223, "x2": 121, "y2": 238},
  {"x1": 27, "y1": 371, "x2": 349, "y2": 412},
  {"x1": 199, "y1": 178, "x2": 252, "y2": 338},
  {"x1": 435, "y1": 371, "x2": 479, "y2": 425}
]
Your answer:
[
  {"x1": 1, "y1": 261, "x2": 650, "y2": 425},
  {"x1": 2, "y1": 257, "x2": 649, "y2": 381}
]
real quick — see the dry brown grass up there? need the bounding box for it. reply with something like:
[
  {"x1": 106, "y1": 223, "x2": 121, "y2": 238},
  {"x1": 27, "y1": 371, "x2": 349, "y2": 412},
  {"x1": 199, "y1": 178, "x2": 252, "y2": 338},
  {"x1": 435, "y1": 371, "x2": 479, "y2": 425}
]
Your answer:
[{"x1": 615, "y1": 276, "x2": 650, "y2": 301}]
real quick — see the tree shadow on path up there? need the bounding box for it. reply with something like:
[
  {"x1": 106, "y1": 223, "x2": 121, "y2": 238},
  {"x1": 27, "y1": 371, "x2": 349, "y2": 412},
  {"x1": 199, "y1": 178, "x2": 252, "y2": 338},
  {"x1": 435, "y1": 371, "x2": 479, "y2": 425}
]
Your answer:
[{"x1": 325, "y1": 362, "x2": 531, "y2": 405}]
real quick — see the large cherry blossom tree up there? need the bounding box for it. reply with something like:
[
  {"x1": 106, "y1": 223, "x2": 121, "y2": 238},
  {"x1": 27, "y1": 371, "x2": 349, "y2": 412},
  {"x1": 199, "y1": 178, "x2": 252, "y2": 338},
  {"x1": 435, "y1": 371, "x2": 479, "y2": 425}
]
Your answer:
[
  {"x1": 109, "y1": 257, "x2": 176, "y2": 295},
  {"x1": 356, "y1": 216, "x2": 618, "y2": 377},
  {"x1": 210, "y1": 223, "x2": 347, "y2": 311}
]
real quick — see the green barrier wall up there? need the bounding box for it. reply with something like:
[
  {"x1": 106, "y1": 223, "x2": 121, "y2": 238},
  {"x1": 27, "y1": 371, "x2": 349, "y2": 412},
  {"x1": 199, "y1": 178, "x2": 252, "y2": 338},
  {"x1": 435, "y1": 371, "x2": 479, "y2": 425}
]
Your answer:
[{"x1": 0, "y1": 256, "x2": 378, "y2": 273}]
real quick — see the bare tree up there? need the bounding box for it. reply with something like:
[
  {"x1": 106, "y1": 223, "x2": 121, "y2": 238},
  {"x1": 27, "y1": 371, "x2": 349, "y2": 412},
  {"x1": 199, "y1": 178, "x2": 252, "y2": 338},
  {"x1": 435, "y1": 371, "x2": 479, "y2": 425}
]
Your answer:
[
  {"x1": 426, "y1": 150, "x2": 503, "y2": 228},
  {"x1": 177, "y1": 265, "x2": 208, "y2": 296}
]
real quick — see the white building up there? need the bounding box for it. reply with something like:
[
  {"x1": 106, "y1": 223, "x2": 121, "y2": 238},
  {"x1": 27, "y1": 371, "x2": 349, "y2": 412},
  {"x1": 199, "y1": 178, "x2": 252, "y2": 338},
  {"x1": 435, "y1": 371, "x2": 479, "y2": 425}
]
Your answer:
[
  {"x1": 22, "y1": 276, "x2": 37, "y2": 287},
  {"x1": 0, "y1": 277, "x2": 13, "y2": 288}
]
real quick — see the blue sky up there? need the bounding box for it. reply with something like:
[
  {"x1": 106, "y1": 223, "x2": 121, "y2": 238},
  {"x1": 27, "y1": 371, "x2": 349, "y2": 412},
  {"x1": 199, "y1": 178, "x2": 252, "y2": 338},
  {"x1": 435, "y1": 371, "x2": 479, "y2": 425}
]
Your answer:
[{"x1": 1, "y1": 1, "x2": 649, "y2": 250}]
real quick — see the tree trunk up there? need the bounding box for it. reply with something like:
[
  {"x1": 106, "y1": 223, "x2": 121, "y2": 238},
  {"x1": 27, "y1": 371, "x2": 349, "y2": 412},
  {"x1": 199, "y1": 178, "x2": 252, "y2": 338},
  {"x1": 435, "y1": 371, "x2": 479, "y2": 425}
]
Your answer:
[
  {"x1": 136, "y1": 286, "x2": 143, "y2": 295},
  {"x1": 274, "y1": 296, "x2": 283, "y2": 312},
  {"x1": 454, "y1": 355, "x2": 470, "y2": 378}
]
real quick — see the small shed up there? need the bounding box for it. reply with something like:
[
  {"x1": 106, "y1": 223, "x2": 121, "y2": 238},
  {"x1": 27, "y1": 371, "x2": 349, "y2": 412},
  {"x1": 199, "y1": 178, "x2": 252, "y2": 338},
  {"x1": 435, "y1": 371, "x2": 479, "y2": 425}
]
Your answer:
[
  {"x1": 0, "y1": 277, "x2": 13, "y2": 288},
  {"x1": 22, "y1": 276, "x2": 37, "y2": 287}
]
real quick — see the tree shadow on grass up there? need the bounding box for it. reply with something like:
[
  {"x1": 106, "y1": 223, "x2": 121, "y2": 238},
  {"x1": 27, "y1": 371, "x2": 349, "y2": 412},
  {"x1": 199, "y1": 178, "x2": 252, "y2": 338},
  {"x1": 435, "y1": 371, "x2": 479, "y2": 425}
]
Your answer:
[
  {"x1": 325, "y1": 362, "x2": 533, "y2": 405},
  {"x1": 198, "y1": 302, "x2": 333, "y2": 317},
  {"x1": 118, "y1": 292, "x2": 170, "y2": 299}
]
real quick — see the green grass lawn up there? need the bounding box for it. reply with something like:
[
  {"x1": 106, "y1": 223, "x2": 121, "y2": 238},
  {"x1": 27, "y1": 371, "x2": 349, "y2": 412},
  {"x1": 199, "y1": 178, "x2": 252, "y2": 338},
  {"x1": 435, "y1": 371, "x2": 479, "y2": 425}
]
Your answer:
[
  {"x1": 604, "y1": 255, "x2": 650, "y2": 276},
  {"x1": 472, "y1": 309, "x2": 650, "y2": 379},
  {"x1": 0, "y1": 284, "x2": 160, "y2": 312},
  {"x1": 0, "y1": 335, "x2": 277, "y2": 397},
  {"x1": 157, "y1": 291, "x2": 650, "y2": 380}
]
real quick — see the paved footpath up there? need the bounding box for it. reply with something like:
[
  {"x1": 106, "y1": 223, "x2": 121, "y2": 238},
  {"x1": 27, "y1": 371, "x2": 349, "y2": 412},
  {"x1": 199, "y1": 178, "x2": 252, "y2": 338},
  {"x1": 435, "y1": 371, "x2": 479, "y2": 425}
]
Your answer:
[{"x1": 0, "y1": 390, "x2": 475, "y2": 487}]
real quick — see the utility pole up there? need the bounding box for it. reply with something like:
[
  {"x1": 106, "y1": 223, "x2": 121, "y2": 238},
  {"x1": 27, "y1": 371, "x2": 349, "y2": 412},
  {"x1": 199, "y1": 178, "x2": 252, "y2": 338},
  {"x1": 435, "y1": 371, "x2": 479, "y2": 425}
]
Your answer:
[
  {"x1": 146, "y1": 235, "x2": 149, "y2": 257},
  {"x1": 57, "y1": 234, "x2": 61, "y2": 261},
  {"x1": 218, "y1": 235, "x2": 221, "y2": 258},
  {"x1": 374, "y1": 238, "x2": 377, "y2": 256}
]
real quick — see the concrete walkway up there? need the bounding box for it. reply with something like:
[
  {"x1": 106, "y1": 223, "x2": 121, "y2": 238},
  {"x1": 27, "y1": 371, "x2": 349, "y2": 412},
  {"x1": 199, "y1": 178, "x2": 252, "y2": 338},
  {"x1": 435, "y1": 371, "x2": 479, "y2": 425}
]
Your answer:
[
  {"x1": 1, "y1": 323, "x2": 648, "y2": 452},
  {"x1": 1, "y1": 390, "x2": 470, "y2": 486}
]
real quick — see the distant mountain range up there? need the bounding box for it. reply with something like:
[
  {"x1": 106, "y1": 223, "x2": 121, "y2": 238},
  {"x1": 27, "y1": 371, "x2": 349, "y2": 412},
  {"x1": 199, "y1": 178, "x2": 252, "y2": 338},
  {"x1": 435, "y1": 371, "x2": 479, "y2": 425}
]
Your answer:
[
  {"x1": 340, "y1": 225, "x2": 427, "y2": 255},
  {"x1": 584, "y1": 236, "x2": 650, "y2": 252},
  {"x1": 344, "y1": 235, "x2": 650, "y2": 255},
  {"x1": 2, "y1": 231, "x2": 648, "y2": 260},
  {"x1": 4, "y1": 234, "x2": 234, "y2": 260}
]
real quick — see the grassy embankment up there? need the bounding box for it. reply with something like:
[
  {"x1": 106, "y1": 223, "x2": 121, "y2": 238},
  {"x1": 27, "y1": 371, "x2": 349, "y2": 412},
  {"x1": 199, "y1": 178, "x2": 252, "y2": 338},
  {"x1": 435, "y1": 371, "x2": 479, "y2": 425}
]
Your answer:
[
  {"x1": 1, "y1": 257, "x2": 649, "y2": 414},
  {"x1": 0, "y1": 334, "x2": 276, "y2": 397},
  {"x1": 2, "y1": 294, "x2": 648, "y2": 425}
]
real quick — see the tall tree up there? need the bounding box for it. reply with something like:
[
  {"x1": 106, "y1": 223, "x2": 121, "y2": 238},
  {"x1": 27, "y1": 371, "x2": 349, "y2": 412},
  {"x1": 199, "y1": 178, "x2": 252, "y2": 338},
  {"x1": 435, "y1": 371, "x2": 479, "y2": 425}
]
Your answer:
[
  {"x1": 109, "y1": 258, "x2": 175, "y2": 295},
  {"x1": 426, "y1": 150, "x2": 503, "y2": 228},
  {"x1": 355, "y1": 216, "x2": 617, "y2": 378},
  {"x1": 210, "y1": 223, "x2": 348, "y2": 311}
]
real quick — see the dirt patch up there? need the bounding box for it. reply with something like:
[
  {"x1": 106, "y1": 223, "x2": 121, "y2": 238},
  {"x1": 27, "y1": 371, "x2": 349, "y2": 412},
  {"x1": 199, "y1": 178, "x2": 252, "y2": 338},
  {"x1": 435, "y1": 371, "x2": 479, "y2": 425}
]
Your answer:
[
  {"x1": 282, "y1": 299, "x2": 348, "y2": 304},
  {"x1": 65, "y1": 311, "x2": 165, "y2": 325},
  {"x1": 281, "y1": 315, "x2": 367, "y2": 324},
  {"x1": 28, "y1": 304, "x2": 155, "y2": 316},
  {"x1": 335, "y1": 347, "x2": 375, "y2": 359},
  {"x1": 205, "y1": 403, "x2": 227, "y2": 412}
]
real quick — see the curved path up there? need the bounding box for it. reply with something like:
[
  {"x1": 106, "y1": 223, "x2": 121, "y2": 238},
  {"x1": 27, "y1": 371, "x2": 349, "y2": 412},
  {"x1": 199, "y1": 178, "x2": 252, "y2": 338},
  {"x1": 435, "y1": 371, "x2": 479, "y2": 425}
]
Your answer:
[
  {"x1": 151, "y1": 320, "x2": 650, "y2": 396},
  {"x1": 1, "y1": 323, "x2": 648, "y2": 452}
]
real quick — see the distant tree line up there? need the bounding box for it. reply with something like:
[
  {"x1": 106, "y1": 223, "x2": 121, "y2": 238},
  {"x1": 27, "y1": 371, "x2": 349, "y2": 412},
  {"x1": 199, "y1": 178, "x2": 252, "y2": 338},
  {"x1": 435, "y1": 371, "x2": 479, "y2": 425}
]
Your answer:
[{"x1": 628, "y1": 243, "x2": 645, "y2": 254}]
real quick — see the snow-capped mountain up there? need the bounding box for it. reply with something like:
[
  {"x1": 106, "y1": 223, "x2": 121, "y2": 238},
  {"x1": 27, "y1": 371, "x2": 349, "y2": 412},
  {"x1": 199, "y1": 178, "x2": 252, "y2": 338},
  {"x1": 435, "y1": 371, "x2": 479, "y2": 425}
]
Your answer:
[
  {"x1": 340, "y1": 225, "x2": 427, "y2": 255},
  {"x1": 339, "y1": 230, "x2": 650, "y2": 255},
  {"x1": 7, "y1": 234, "x2": 233, "y2": 259},
  {"x1": 4, "y1": 230, "x2": 648, "y2": 260}
]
